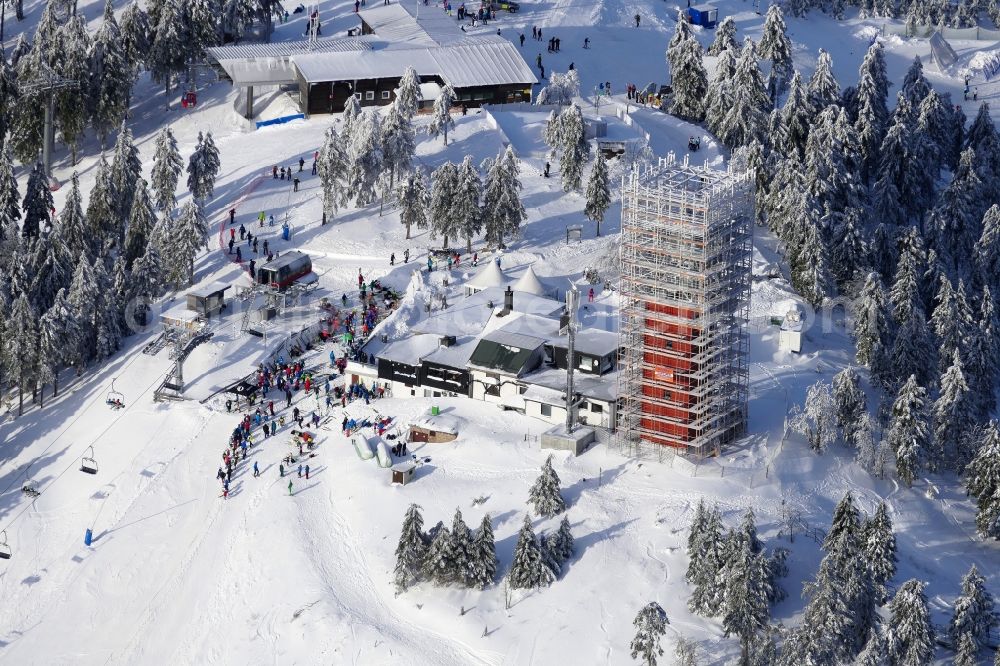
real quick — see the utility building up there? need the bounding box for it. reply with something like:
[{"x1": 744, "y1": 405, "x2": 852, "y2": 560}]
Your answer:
[{"x1": 616, "y1": 156, "x2": 752, "y2": 457}]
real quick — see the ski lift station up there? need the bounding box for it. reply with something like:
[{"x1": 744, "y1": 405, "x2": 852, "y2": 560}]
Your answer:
[
  {"x1": 207, "y1": 2, "x2": 536, "y2": 119},
  {"x1": 687, "y1": 5, "x2": 720, "y2": 28}
]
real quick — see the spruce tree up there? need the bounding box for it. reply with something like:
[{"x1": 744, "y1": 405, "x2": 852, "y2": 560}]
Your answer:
[
  {"x1": 832, "y1": 366, "x2": 866, "y2": 445},
  {"x1": 149, "y1": 0, "x2": 187, "y2": 108},
  {"x1": 0, "y1": 149, "x2": 20, "y2": 244},
  {"x1": 886, "y1": 580, "x2": 934, "y2": 666},
  {"x1": 790, "y1": 380, "x2": 838, "y2": 453},
  {"x1": 722, "y1": 539, "x2": 770, "y2": 663},
  {"x1": 166, "y1": 202, "x2": 208, "y2": 286},
  {"x1": 975, "y1": 205, "x2": 1000, "y2": 293},
  {"x1": 454, "y1": 156, "x2": 482, "y2": 253},
  {"x1": 471, "y1": 513, "x2": 497, "y2": 589},
  {"x1": 758, "y1": 6, "x2": 793, "y2": 97},
  {"x1": 94, "y1": 257, "x2": 122, "y2": 358},
  {"x1": 428, "y1": 84, "x2": 456, "y2": 145},
  {"x1": 120, "y1": 2, "x2": 151, "y2": 79},
  {"x1": 151, "y1": 127, "x2": 183, "y2": 214},
  {"x1": 965, "y1": 421, "x2": 1000, "y2": 540},
  {"x1": 29, "y1": 228, "x2": 71, "y2": 314},
  {"x1": 781, "y1": 72, "x2": 813, "y2": 160},
  {"x1": 508, "y1": 515, "x2": 555, "y2": 589},
  {"x1": 705, "y1": 47, "x2": 737, "y2": 138},
  {"x1": 87, "y1": 154, "x2": 117, "y2": 253},
  {"x1": 393, "y1": 504, "x2": 428, "y2": 593},
  {"x1": 887, "y1": 375, "x2": 930, "y2": 487},
  {"x1": 527, "y1": 454, "x2": 566, "y2": 517},
  {"x1": 707, "y1": 16, "x2": 739, "y2": 56},
  {"x1": 89, "y1": 0, "x2": 132, "y2": 145},
  {"x1": 317, "y1": 127, "x2": 349, "y2": 220},
  {"x1": 347, "y1": 109, "x2": 382, "y2": 207},
  {"x1": 666, "y1": 14, "x2": 708, "y2": 121},
  {"x1": 481, "y1": 147, "x2": 526, "y2": 249},
  {"x1": 954, "y1": 632, "x2": 978, "y2": 666},
  {"x1": 53, "y1": 173, "x2": 88, "y2": 264},
  {"x1": 397, "y1": 168, "x2": 429, "y2": 240},
  {"x1": 948, "y1": 564, "x2": 995, "y2": 650},
  {"x1": 584, "y1": 151, "x2": 610, "y2": 236},
  {"x1": 556, "y1": 104, "x2": 589, "y2": 192},
  {"x1": 421, "y1": 523, "x2": 454, "y2": 586},
  {"x1": 381, "y1": 98, "x2": 416, "y2": 192},
  {"x1": 57, "y1": 16, "x2": 92, "y2": 163},
  {"x1": 67, "y1": 255, "x2": 99, "y2": 364},
  {"x1": 630, "y1": 602, "x2": 668, "y2": 666},
  {"x1": 111, "y1": 124, "x2": 143, "y2": 230},
  {"x1": 395, "y1": 66, "x2": 422, "y2": 120},
  {"x1": 0, "y1": 56, "x2": 18, "y2": 153},
  {"x1": 4, "y1": 294, "x2": 37, "y2": 415},
  {"x1": 187, "y1": 132, "x2": 218, "y2": 203},
  {"x1": 928, "y1": 148, "x2": 983, "y2": 276},
  {"x1": 429, "y1": 161, "x2": 460, "y2": 249},
  {"x1": 901, "y1": 56, "x2": 931, "y2": 106},
  {"x1": 966, "y1": 288, "x2": 1000, "y2": 420},
  {"x1": 930, "y1": 276, "x2": 969, "y2": 375},
  {"x1": 38, "y1": 288, "x2": 80, "y2": 400},
  {"x1": 449, "y1": 508, "x2": 475, "y2": 588},
  {"x1": 21, "y1": 163, "x2": 53, "y2": 240},
  {"x1": 862, "y1": 501, "x2": 897, "y2": 604},
  {"x1": 807, "y1": 50, "x2": 840, "y2": 115},
  {"x1": 123, "y1": 180, "x2": 157, "y2": 270},
  {"x1": 687, "y1": 504, "x2": 725, "y2": 615},
  {"x1": 931, "y1": 350, "x2": 973, "y2": 471},
  {"x1": 719, "y1": 38, "x2": 770, "y2": 149},
  {"x1": 855, "y1": 42, "x2": 890, "y2": 182}
]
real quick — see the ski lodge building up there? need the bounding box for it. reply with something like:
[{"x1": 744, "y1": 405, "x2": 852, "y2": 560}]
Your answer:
[
  {"x1": 207, "y1": 3, "x2": 537, "y2": 118},
  {"x1": 361, "y1": 265, "x2": 621, "y2": 431}
]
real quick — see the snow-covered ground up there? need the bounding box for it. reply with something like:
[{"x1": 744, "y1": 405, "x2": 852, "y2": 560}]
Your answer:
[{"x1": 2, "y1": 0, "x2": 1000, "y2": 663}]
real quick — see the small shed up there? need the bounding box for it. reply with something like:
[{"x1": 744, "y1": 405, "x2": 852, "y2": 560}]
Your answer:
[
  {"x1": 409, "y1": 415, "x2": 460, "y2": 443},
  {"x1": 687, "y1": 4, "x2": 719, "y2": 28},
  {"x1": 779, "y1": 308, "x2": 804, "y2": 353},
  {"x1": 391, "y1": 461, "x2": 417, "y2": 485},
  {"x1": 186, "y1": 282, "x2": 231, "y2": 317}
]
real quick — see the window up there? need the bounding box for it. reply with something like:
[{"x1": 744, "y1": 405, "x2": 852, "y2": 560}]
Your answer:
[
  {"x1": 484, "y1": 383, "x2": 501, "y2": 397},
  {"x1": 354, "y1": 92, "x2": 362, "y2": 100},
  {"x1": 590, "y1": 402, "x2": 603, "y2": 413},
  {"x1": 365, "y1": 91, "x2": 375, "y2": 100},
  {"x1": 518, "y1": 385, "x2": 528, "y2": 395},
  {"x1": 381, "y1": 90, "x2": 391, "y2": 100},
  {"x1": 540, "y1": 403, "x2": 552, "y2": 417}
]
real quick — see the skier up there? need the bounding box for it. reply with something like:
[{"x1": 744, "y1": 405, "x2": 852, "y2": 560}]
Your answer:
[
  {"x1": 584, "y1": 37, "x2": 590, "y2": 48},
  {"x1": 544, "y1": 162, "x2": 551, "y2": 178},
  {"x1": 228, "y1": 238, "x2": 235, "y2": 254},
  {"x1": 311, "y1": 160, "x2": 317, "y2": 175},
  {"x1": 588, "y1": 287, "x2": 595, "y2": 302},
  {"x1": 279, "y1": 462, "x2": 285, "y2": 478},
  {"x1": 634, "y1": 13, "x2": 640, "y2": 27},
  {"x1": 288, "y1": 480, "x2": 294, "y2": 495},
  {"x1": 253, "y1": 238, "x2": 259, "y2": 254},
  {"x1": 239, "y1": 223, "x2": 246, "y2": 240},
  {"x1": 253, "y1": 461, "x2": 260, "y2": 477},
  {"x1": 263, "y1": 239, "x2": 270, "y2": 255},
  {"x1": 272, "y1": 165, "x2": 278, "y2": 179},
  {"x1": 532, "y1": 25, "x2": 537, "y2": 40},
  {"x1": 305, "y1": 465, "x2": 310, "y2": 480},
  {"x1": 403, "y1": 248, "x2": 410, "y2": 263},
  {"x1": 555, "y1": 38, "x2": 560, "y2": 51},
  {"x1": 236, "y1": 247, "x2": 243, "y2": 263},
  {"x1": 519, "y1": 33, "x2": 525, "y2": 47},
  {"x1": 299, "y1": 157, "x2": 305, "y2": 172},
  {"x1": 229, "y1": 208, "x2": 236, "y2": 225},
  {"x1": 298, "y1": 464, "x2": 303, "y2": 478},
  {"x1": 280, "y1": 166, "x2": 286, "y2": 180},
  {"x1": 249, "y1": 259, "x2": 256, "y2": 277},
  {"x1": 390, "y1": 252, "x2": 395, "y2": 266},
  {"x1": 293, "y1": 178, "x2": 300, "y2": 192},
  {"x1": 258, "y1": 211, "x2": 265, "y2": 226},
  {"x1": 536, "y1": 53, "x2": 542, "y2": 68}
]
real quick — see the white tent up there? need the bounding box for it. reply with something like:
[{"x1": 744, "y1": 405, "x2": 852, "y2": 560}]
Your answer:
[
  {"x1": 464, "y1": 261, "x2": 507, "y2": 296},
  {"x1": 512, "y1": 265, "x2": 546, "y2": 296}
]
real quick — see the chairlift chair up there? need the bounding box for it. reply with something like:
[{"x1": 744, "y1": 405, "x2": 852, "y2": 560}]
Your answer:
[
  {"x1": 106, "y1": 379, "x2": 125, "y2": 409},
  {"x1": 81, "y1": 446, "x2": 98, "y2": 475},
  {"x1": 21, "y1": 479, "x2": 39, "y2": 497},
  {"x1": 181, "y1": 90, "x2": 198, "y2": 109},
  {"x1": 0, "y1": 530, "x2": 10, "y2": 559}
]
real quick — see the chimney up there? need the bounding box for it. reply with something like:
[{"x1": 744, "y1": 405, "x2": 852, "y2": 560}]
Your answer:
[{"x1": 496, "y1": 286, "x2": 514, "y2": 317}]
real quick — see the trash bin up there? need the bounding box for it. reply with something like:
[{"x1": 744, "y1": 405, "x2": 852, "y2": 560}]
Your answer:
[
  {"x1": 84, "y1": 528, "x2": 93, "y2": 546},
  {"x1": 431, "y1": 406, "x2": 440, "y2": 416}
]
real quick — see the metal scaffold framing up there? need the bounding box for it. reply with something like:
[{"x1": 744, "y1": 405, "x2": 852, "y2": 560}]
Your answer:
[{"x1": 615, "y1": 154, "x2": 753, "y2": 459}]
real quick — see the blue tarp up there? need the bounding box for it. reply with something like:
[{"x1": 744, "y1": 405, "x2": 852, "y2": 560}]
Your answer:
[{"x1": 255, "y1": 114, "x2": 306, "y2": 129}]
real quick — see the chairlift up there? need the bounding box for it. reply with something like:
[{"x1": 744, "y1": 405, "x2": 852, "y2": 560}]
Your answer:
[
  {"x1": 0, "y1": 530, "x2": 10, "y2": 559},
  {"x1": 21, "y1": 479, "x2": 40, "y2": 498},
  {"x1": 181, "y1": 90, "x2": 198, "y2": 109},
  {"x1": 106, "y1": 379, "x2": 125, "y2": 410},
  {"x1": 80, "y1": 446, "x2": 98, "y2": 475}
]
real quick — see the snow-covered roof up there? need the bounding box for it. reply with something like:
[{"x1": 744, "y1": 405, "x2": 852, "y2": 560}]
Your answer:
[
  {"x1": 522, "y1": 383, "x2": 564, "y2": 405},
  {"x1": 378, "y1": 334, "x2": 441, "y2": 365},
  {"x1": 411, "y1": 413, "x2": 461, "y2": 434},
  {"x1": 417, "y1": 82, "x2": 441, "y2": 101},
  {"x1": 512, "y1": 265, "x2": 546, "y2": 296},
  {"x1": 546, "y1": 328, "x2": 621, "y2": 357},
  {"x1": 465, "y1": 261, "x2": 507, "y2": 290},
  {"x1": 207, "y1": 37, "x2": 376, "y2": 86},
  {"x1": 187, "y1": 282, "x2": 232, "y2": 299},
  {"x1": 359, "y1": 2, "x2": 466, "y2": 46}
]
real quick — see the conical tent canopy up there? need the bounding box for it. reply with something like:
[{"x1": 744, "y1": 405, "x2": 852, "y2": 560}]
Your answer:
[
  {"x1": 512, "y1": 265, "x2": 546, "y2": 296},
  {"x1": 465, "y1": 260, "x2": 507, "y2": 294}
]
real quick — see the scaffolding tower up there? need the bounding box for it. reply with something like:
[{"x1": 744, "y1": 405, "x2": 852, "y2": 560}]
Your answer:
[{"x1": 615, "y1": 155, "x2": 753, "y2": 458}]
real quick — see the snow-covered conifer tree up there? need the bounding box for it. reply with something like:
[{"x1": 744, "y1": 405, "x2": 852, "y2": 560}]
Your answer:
[
  {"x1": 966, "y1": 288, "x2": 999, "y2": 420},
  {"x1": 855, "y1": 412, "x2": 878, "y2": 469},
  {"x1": 705, "y1": 48, "x2": 737, "y2": 137},
  {"x1": 317, "y1": 127, "x2": 349, "y2": 221},
  {"x1": 186, "y1": 131, "x2": 219, "y2": 203},
  {"x1": 120, "y1": 2, "x2": 151, "y2": 79},
  {"x1": 87, "y1": 154, "x2": 117, "y2": 252},
  {"x1": 111, "y1": 124, "x2": 143, "y2": 228},
  {"x1": 148, "y1": 0, "x2": 187, "y2": 108},
  {"x1": 394, "y1": 66, "x2": 422, "y2": 120},
  {"x1": 630, "y1": 602, "x2": 668, "y2": 666},
  {"x1": 975, "y1": 205, "x2": 1000, "y2": 293},
  {"x1": 341, "y1": 94, "x2": 361, "y2": 137},
  {"x1": 832, "y1": 367, "x2": 865, "y2": 444},
  {"x1": 687, "y1": 504, "x2": 725, "y2": 616},
  {"x1": 123, "y1": 180, "x2": 157, "y2": 270},
  {"x1": 67, "y1": 256, "x2": 99, "y2": 365},
  {"x1": 556, "y1": 104, "x2": 588, "y2": 192},
  {"x1": 471, "y1": 513, "x2": 497, "y2": 589},
  {"x1": 780, "y1": 72, "x2": 813, "y2": 160},
  {"x1": 397, "y1": 168, "x2": 429, "y2": 240},
  {"x1": 708, "y1": 16, "x2": 739, "y2": 56},
  {"x1": 380, "y1": 99, "x2": 416, "y2": 193},
  {"x1": 449, "y1": 508, "x2": 476, "y2": 588},
  {"x1": 21, "y1": 163, "x2": 53, "y2": 239},
  {"x1": 508, "y1": 515, "x2": 555, "y2": 589},
  {"x1": 166, "y1": 201, "x2": 207, "y2": 287},
  {"x1": 901, "y1": 56, "x2": 931, "y2": 106},
  {"x1": 429, "y1": 161, "x2": 460, "y2": 249},
  {"x1": 928, "y1": 148, "x2": 983, "y2": 276},
  {"x1": 584, "y1": 151, "x2": 610, "y2": 236},
  {"x1": 791, "y1": 216, "x2": 832, "y2": 307},
  {"x1": 393, "y1": 504, "x2": 428, "y2": 593},
  {"x1": 931, "y1": 350, "x2": 973, "y2": 470},
  {"x1": 855, "y1": 43, "x2": 890, "y2": 182},
  {"x1": 527, "y1": 454, "x2": 566, "y2": 517},
  {"x1": 886, "y1": 580, "x2": 934, "y2": 666},
  {"x1": 887, "y1": 375, "x2": 930, "y2": 487},
  {"x1": 421, "y1": 523, "x2": 454, "y2": 586},
  {"x1": 38, "y1": 288, "x2": 80, "y2": 400},
  {"x1": 948, "y1": 564, "x2": 995, "y2": 650},
  {"x1": 56, "y1": 172, "x2": 89, "y2": 262},
  {"x1": 862, "y1": 501, "x2": 897, "y2": 604},
  {"x1": 807, "y1": 50, "x2": 840, "y2": 115},
  {"x1": 89, "y1": 0, "x2": 132, "y2": 145},
  {"x1": 717, "y1": 38, "x2": 770, "y2": 149},
  {"x1": 0, "y1": 56, "x2": 17, "y2": 152},
  {"x1": 56, "y1": 16, "x2": 92, "y2": 163},
  {"x1": 455, "y1": 156, "x2": 482, "y2": 253},
  {"x1": 965, "y1": 421, "x2": 1000, "y2": 539},
  {"x1": 535, "y1": 70, "x2": 581, "y2": 106},
  {"x1": 427, "y1": 84, "x2": 456, "y2": 145},
  {"x1": 151, "y1": 127, "x2": 183, "y2": 214},
  {"x1": 931, "y1": 276, "x2": 972, "y2": 375},
  {"x1": 722, "y1": 539, "x2": 771, "y2": 664},
  {"x1": 666, "y1": 15, "x2": 708, "y2": 121},
  {"x1": 182, "y1": 0, "x2": 218, "y2": 60},
  {"x1": 347, "y1": 109, "x2": 382, "y2": 206},
  {"x1": 758, "y1": 5, "x2": 793, "y2": 98},
  {"x1": 481, "y1": 147, "x2": 526, "y2": 248},
  {"x1": 0, "y1": 149, "x2": 20, "y2": 245},
  {"x1": 4, "y1": 294, "x2": 37, "y2": 415}
]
